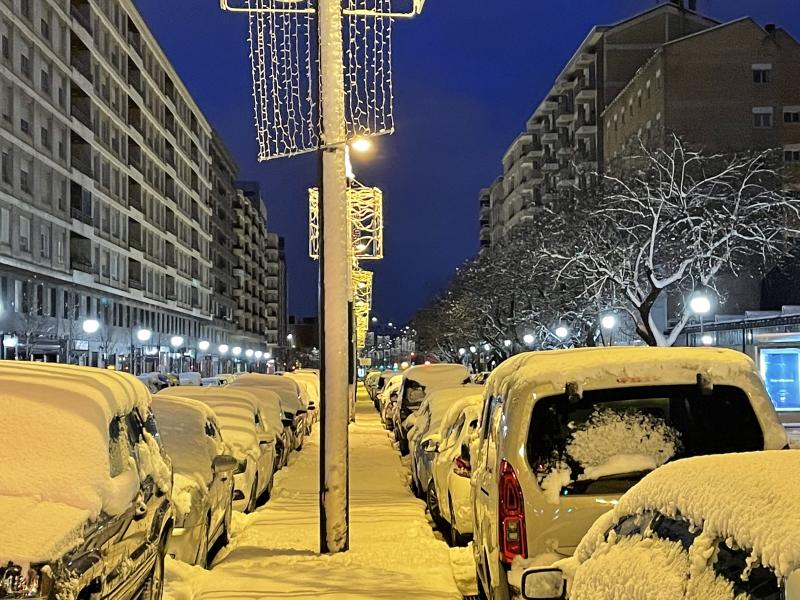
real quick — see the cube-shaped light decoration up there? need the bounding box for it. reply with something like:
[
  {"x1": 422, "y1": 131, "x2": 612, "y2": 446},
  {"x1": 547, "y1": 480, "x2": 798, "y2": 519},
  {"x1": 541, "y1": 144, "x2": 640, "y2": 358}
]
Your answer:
[
  {"x1": 308, "y1": 180, "x2": 383, "y2": 260},
  {"x1": 352, "y1": 268, "x2": 373, "y2": 349}
]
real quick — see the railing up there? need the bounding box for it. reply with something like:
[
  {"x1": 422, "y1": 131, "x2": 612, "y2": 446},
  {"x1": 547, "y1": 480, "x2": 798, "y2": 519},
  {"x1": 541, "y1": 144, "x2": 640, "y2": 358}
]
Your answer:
[
  {"x1": 70, "y1": 254, "x2": 92, "y2": 272},
  {"x1": 71, "y1": 207, "x2": 92, "y2": 225},
  {"x1": 70, "y1": 2, "x2": 92, "y2": 33}
]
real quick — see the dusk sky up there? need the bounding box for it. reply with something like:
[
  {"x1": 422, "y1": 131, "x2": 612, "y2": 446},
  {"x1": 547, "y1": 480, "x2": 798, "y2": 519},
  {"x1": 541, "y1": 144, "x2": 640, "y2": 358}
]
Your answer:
[{"x1": 133, "y1": 0, "x2": 800, "y2": 325}]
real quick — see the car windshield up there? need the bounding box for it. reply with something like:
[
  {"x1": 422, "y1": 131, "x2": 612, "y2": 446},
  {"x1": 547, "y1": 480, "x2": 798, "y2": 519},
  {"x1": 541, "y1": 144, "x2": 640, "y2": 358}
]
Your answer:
[{"x1": 526, "y1": 384, "x2": 764, "y2": 496}]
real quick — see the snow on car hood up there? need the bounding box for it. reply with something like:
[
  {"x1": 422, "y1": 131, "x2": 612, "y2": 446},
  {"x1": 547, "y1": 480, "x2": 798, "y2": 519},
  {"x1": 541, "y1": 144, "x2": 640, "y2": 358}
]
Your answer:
[
  {"x1": 403, "y1": 364, "x2": 470, "y2": 392},
  {"x1": 0, "y1": 495, "x2": 89, "y2": 566},
  {"x1": 614, "y1": 450, "x2": 800, "y2": 577}
]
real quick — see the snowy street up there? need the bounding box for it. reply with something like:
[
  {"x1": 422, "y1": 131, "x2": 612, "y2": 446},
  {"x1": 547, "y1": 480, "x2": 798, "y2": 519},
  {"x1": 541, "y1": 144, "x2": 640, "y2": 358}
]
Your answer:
[{"x1": 164, "y1": 389, "x2": 467, "y2": 600}]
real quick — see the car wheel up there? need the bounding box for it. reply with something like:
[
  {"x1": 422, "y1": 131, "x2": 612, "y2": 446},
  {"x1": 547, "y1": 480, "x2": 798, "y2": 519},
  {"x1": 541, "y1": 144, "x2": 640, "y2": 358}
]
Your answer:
[
  {"x1": 140, "y1": 544, "x2": 165, "y2": 600},
  {"x1": 426, "y1": 481, "x2": 446, "y2": 531},
  {"x1": 246, "y1": 475, "x2": 259, "y2": 513},
  {"x1": 398, "y1": 437, "x2": 409, "y2": 456}
]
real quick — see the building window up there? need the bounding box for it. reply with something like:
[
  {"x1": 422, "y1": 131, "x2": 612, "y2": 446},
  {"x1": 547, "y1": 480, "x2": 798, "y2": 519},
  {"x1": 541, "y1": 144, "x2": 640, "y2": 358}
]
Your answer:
[
  {"x1": 40, "y1": 67, "x2": 50, "y2": 94},
  {"x1": 40, "y1": 225, "x2": 50, "y2": 258},
  {"x1": 41, "y1": 125, "x2": 49, "y2": 149},
  {"x1": 19, "y1": 215, "x2": 30, "y2": 252},
  {"x1": 41, "y1": 18, "x2": 50, "y2": 41},
  {"x1": 56, "y1": 232, "x2": 64, "y2": 263},
  {"x1": 0, "y1": 207, "x2": 9, "y2": 244},
  {"x1": 1, "y1": 30, "x2": 9, "y2": 61},
  {"x1": 753, "y1": 107, "x2": 774, "y2": 129},
  {"x1": 0, "y1": 150, "x2": 10, "y2": 184},
  {"x1": 785, "y1": 147, "x2": 800, "y2": 164},
  {"x1": 19, "y1": 159, "x2": 30, "y2": 193},
  {"x1": 20, "y1": 50, "x2": 30, "y2": 79},
  {"x1": 20, "y1": 0, "x2": 31, "y2": 20},
  {"x1": 753, "y1": 64, "x2": 772, "y2": 84},
  {"x1": 784, "y1": 107, "x2": 800, "y2": 124}
]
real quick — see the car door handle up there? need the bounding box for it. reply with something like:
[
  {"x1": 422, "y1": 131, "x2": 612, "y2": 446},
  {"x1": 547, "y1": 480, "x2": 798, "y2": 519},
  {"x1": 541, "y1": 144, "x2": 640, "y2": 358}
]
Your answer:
[{"x1": 480, "y1": 487, "x2": 490, "y2": 497}]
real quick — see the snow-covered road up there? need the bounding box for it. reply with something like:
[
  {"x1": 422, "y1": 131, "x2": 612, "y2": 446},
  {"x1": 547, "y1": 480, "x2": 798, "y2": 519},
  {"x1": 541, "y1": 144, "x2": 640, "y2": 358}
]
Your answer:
[{"x1": 164, "y1": 390, "x2": 464, "y2": 599}]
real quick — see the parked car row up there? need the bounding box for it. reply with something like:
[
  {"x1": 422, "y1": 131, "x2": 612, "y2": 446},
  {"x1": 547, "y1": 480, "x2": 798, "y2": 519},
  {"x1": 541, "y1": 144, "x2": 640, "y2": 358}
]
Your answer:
[
  {"x1": 377, "y1": 348, "x2": 793, "y2": 600},
  {"x1": 0, "y1": 363, "x2": 320, "y2": 600}
]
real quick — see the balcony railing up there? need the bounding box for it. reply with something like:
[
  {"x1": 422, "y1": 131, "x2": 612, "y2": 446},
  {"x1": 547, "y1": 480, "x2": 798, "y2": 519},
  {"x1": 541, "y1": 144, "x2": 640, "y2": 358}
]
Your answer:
[{"x1": 71, "y1": 207, "x2": 92, "y2": 225}]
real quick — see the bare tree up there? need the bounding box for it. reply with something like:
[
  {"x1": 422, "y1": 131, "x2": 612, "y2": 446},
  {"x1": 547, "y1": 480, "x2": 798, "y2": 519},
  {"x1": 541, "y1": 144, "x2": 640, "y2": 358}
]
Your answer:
[{"x1": 554, "y1": 136, "x2": 800, "y2": 346}]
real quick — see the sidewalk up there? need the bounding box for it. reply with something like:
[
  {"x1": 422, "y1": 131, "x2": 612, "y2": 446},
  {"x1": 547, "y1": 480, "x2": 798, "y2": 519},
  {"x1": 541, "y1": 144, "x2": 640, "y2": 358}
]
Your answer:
[{"x1": 164, "y1": 389, "x2": 463, "y2": 599}]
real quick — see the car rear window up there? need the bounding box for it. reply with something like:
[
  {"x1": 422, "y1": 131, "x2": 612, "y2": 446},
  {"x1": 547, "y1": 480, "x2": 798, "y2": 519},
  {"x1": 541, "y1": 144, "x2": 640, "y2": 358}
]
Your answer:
[{"x1": 526, "y1": 384, "x2": 764, "y2": 496}]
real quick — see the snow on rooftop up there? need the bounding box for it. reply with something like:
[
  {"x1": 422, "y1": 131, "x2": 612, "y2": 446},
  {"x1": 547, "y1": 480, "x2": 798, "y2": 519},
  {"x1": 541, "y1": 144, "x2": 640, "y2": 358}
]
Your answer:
[{"x1": 614, "y1": 450, "x2": 800, "y2": 577}]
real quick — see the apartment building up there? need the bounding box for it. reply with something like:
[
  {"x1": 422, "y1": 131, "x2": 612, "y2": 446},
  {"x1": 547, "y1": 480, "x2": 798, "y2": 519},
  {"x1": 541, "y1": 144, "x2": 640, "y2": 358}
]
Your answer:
[
  {"x1": 603, "y1": 19, "x2": 800, "y2": 175},
  {"x1": 480, "y1": 1, "x2": 716, "y2": 249},
  {"x1": 0, "y1": 0, "x2": 285, "y2": 371}
]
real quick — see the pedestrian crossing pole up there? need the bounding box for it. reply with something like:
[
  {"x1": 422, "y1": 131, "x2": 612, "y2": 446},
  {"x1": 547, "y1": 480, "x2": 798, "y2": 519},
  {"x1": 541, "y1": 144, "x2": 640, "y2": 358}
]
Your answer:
[{"x1": 317, "y1": 0, "x2": 351, "y2": 554}]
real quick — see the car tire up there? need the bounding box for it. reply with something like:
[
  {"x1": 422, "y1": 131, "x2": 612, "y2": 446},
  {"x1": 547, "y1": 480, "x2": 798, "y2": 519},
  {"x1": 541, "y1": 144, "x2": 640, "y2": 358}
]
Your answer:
[
  {"x1": 426, "y1": 482, "x2": 447, "y2": 532},
  {"x1": 140, "y1": 543, "x2": 166, "y2": 600},
  {"x1": 398, "y1": 437, "x2": 409, "y2": 456}
]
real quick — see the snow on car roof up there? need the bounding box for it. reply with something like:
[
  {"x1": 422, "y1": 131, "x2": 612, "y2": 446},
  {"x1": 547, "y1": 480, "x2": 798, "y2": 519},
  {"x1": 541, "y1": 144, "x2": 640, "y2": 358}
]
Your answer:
[
  {"x1": 403, "y1": 363, "x2": 470, "y2": 390},
  {"x1": 233, "y1": 373, "x2": 298, "y2": 392},
  {"x1": 228, "y1": 375, "x2": 305, "y2": 412},
  {"x1": 613, "y1": 450, "x2": 800, "y2": 577},
  {"x1": 437, "y1": 391, "x2": 484, "y2": 439},
  {"x1": 424, "y1": 384, "x2": 484, "y2": 423},
  {"x1": 485, "y1": 347, "x2": 786, "y2": 449},
  {"x1": 159, "y1": 392, "x2": 258, "y2": 459}
]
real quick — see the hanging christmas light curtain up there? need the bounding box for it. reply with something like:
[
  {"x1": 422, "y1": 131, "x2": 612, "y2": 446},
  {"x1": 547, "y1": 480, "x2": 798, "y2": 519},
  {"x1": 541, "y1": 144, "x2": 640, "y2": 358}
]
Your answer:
[{"x1": 246, "y1": 0, "x2": 395, "y2": 160}]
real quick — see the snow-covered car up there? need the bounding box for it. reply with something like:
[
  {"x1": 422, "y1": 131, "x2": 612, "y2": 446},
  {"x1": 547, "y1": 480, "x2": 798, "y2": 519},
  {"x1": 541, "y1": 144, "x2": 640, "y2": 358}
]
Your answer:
[
  {"x1": 160, "y1": 389, "x2": 276, "y2": 513},
  {"x1": 286, "y1": 371, "x2": 320, "y2": 425},
  {"x1": 471, "y1": 371, "x2": 491, "y2": 385},
  {"x1": 0, "y1": 363, "x2": 173, "y2": 600},
  {"x1": 430, "y1": 398, "x2": 483, "y2": 547},
  {"x1": 519, "y1": 450, "x2": 800, "y2": 600},
  {"x1": 178, "y1": 371, "x2": 202, "y2": 387},
  {"x1": 151, "y1": 396, "x2": 237, "y2": 566},
  {"x1": 393, "y1": 364, "x2": 470, "y2": 455},
  {"x1": 138, "y1": 371, "x2": 169, "y2": 393},
  {"x1": 230, "y1": 374, "x2": 309, "y2": 451},
  {"x1": 288, "y1": 377, "x2": 316, "y2": 431},
  {"x1": 201, "y1": 376, "x2": 225, "y2": 387},
  {"x1": 379, "y1": 374, "x2": 403, "y2": 429},
  {"x1": 408, "y1": 384, "x2": 483, "y2": 499},
  {"x1": 472, "y1": 347, "x2": 789, "y2": 600},
  {"x1": 364, "y1": 370, "x2": 382, "y2": 407}
]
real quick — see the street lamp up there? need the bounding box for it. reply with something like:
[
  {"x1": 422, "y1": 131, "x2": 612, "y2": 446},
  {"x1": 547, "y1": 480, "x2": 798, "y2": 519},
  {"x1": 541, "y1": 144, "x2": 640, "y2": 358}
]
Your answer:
[
  {"x1": 503, "y1": 339, "x2": 512, "y2": 348},
  {"x1": 458, "y1": 347, "x2": 466, "y2": 356},
  {"x1": 469, "y1": 345, "x2": 477, "y2": 353},
  {"x1": 601, "y1": 315, "x2": 616, "y2": 330},
  {"x1": 198, "y1": 340, "x2": 210, "y2": 351},
  {"x1": 701, "y1": 334, "x2": 714, "y2": 346},
  {"x1": 483, "y1": 343, "x2": 491, "y2": 352},
  {"x1": 555, "y1": 326, "x2": 569, "y2": 339},
  {"x1": 232, "y1": 346, "x2": 242, "y2": 356},
  {"x1": 2, "y1": 335, "x2": 18, "y2": 349},
  {"x1": 523, "y1": 334, "x2": 535, "y2": 345},
  {"x1": 255, "y1": 350, "x2": 263, "y2": 359},
  {"x1": 245, "y1": 349, "x2": 254, "y2": 358},
  {"x1": 350, "y1": 137, "x2": 373, "y2": 153},
  {"x1": 136, "y1": 328, "x2": 152, "y2": 342},
  {"x1": 690, "y1": 294, "x2": 711, "y2": 316},
  {"x1": 265, "y1": 352, "x2": 272, "y2": 359},
  {"x1": 218, "y1": 344, "x2": 229, "y2": 354},
  {"x1": 170, "y1": 336, "x2": 184, "y2": 348},
  {"x1": 82, "y1": 319, "x2": 100, "y2": 334},
  {"x1": 371, "y1": 316, "x2": 378, "y2": 323}
]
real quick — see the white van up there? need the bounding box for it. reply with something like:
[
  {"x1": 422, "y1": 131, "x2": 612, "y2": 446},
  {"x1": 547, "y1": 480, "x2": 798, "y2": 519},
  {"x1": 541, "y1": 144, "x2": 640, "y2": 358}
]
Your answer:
[{"x1": 472, "y1": 347, "x2": 788, "y2": 600}]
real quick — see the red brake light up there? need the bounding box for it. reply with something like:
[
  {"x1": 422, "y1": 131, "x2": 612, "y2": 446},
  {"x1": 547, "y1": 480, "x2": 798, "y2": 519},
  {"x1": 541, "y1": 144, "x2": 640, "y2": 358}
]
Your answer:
[{"x1": 498, "y1": 459, "x2": 527, "y2": 564}]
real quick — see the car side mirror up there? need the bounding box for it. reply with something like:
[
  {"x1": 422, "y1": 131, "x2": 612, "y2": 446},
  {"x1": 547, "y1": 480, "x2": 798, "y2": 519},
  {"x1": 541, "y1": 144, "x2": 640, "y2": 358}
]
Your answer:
[
  {"x1": 422, "y1": 439, "x2": 439, "y2": 453},
  {"x1": 258, "y1": 433, "x2": 274, "y2": 447},
  {"x1": 212, "y1": 454, "x2": 238, "y2": 474},
  {"x1": 521, "y1": 568, "x2": 566, "y2": 600},
  {"x1": 785, "y1": 571, "x2": 800, "y2": 600},
  {"x1": 281, "y1": 417, "x2": 294, "y2": 427},
  {"x1": 308, "y1": 402, "x2": 316, "y2": 411}
]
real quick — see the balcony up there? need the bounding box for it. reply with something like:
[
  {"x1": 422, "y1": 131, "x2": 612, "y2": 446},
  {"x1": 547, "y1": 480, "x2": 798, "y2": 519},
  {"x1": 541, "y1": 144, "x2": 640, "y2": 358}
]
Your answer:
[
  {"x1": 129, "y1": 258, "x2": 143, "y2": 290},
  {"x1": 69, "y1": 232, "x2": 92, "y2": 272},
  {"x1": 128, "y1": 138, "x2": 142, "y2": 172},
  {"x1": 71, "y1": 132, "x2": 92, "y2": 177},
  {"x1": 70, "y1": 35, "x2": 93, "y2": 83},
  {"x1": 128, "y1": 179, "x2": 142, "y2": 211},
  {"x1": 70, "y1": 83, "x2": 92, "y2": 128},
  {"x1": 128, "y1": 218, "x2": 144, "y2": 252},
  {"x1": 128, "y1": 60, "x2": 145, "y2": 97},
  {"x1": 165, "y1": 242, "x2": 177, "y2": 268},
  {"x1": 70, "y1": 0, "x2": 92, "y2": 34}
]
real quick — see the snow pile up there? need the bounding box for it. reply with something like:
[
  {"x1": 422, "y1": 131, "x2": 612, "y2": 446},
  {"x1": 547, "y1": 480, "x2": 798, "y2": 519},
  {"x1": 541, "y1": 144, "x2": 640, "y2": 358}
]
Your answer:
[
  {"x1": 615, "y1": 450, "x2": 800, "y2": 577},
  {"x1": 449, "y1": 543, "x2": 478, "y2": 597},
  {"x1": 508, "y1": 552, "x2": 566, "y2": 590},
  {"x1": 568, "y1": 408, "x2": 680, "y2": 478}
]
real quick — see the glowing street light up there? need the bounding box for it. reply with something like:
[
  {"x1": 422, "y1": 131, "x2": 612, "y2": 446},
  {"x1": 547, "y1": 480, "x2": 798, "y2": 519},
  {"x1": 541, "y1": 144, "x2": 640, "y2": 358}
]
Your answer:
[
  {"x1": 198, "y1": 340, "x2": 210, "y2": 352},
  {"x1": 170, "y1": 336, "x2": 184, "y2": 348},
  {"x1": 255, "y1": 350, "x2": 263, "y2": 359},
  {"x1": 2, "y1": 335, "x2": 18, "y2": 348},
  {"x1": 245, "y1": 349, "x2": 254, "y2": 358},
  {"x1": 350, "y1": 137, "x2": 373, "y2": 153},
  {"x1": 483, "y1": 343, "x2": 491, "y2": 352},
  {"x1": 523, "y1": 334, "x2": 535, "y2": 345},
  {"x1": 265, "y1": 352, "x2": 272, "y2": 360},
  {"x1": 469, "y1": 345, "x2": 477, "y2": 353},
  {"x1": 232, "y1": 346, "x2": 242, "y2": 356},
  {"x1": 371, "y1": 316, "x2": 378, "y2": 323},
  {"x1": 82, "y1": 319, "x2": 100, "y2": 334},
  {"x1": 701, "y1": 334, "x2": 714, "y2": 346},
  {"x1": 690, "y1": 294, "x2": 711, "y2": 315},
  {"x1": 601, "y1": 315, "x2": 617, "y2": 330},
  {"x1": 555, "y1": 326, "x2": 569, "y2": 339},
  {"x1": 136, "y1": 328, "x2": 152, "y2": 343},
  {"x1": 458, "y1": 348, "x2": 466, "y2": 356},
  {"x1": 218, "y1": 344, "x2": 229, "y2": 354},
  {"x1": 503, "y1": 339, "x2": 512, "y2": 348}
]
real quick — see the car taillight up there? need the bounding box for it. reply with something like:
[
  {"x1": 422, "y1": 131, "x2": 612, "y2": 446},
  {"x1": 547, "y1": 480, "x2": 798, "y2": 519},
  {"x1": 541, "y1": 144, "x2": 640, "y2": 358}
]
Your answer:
[
  {"x1": 452, "y1": 456, "x2": 471, "y2": 478},
  {"x1": 498, "y1": 459, "x2": 527, "y2": 565}
]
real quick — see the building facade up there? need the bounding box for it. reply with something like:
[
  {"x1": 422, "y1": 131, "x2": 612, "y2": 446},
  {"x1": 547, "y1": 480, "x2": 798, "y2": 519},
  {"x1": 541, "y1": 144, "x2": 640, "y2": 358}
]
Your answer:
[
  {"x1": 0, "y1": 0, "x2": 286, "y2": 373},
  {"x1": 480, "y1": 1, "x2": 716, "y2": 249}
]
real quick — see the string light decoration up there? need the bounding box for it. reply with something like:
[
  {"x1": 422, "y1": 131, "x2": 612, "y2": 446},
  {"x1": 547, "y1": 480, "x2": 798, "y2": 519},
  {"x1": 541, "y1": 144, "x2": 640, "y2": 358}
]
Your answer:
[
  {"x1": 308, "y1": 179, "x2": 383, "y2": 260},
  {"x1": 352, "y1": 267, "x2": 373, "y2": 348},
  {"x1": 239, "y1": 0, "x2": 402, "y2": 160}
]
